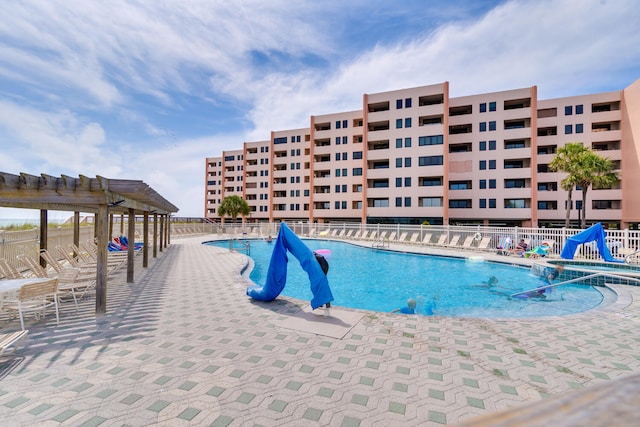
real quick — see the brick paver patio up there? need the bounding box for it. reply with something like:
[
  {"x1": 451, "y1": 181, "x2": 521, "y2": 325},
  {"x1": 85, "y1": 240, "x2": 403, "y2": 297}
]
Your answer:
[{"x1": 0, "y1": 235, "x2": 638, "y2": 426}]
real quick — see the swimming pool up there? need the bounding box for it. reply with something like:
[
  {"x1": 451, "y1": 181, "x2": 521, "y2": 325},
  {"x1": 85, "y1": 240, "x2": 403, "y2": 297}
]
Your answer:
[{"x1": 206, "y1": 239, "x2": 608, "y2": 318}]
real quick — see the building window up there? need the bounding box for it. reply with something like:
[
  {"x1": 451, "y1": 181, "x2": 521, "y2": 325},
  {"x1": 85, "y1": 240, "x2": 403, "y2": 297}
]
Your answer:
[
  {"x1": 404, "y1": 177, "x2": 411, "y2": 187},
  {"x1": 505, "y1": 179, "x2": 526, "y2": 188},
  {"x1": 342, "y1": 201, "x2": 347, "y2": 209},
  {"x1": 396, "y1": 118, "x2": 403, "y2": 128},
  {"x1": 335, "y1": 136, "x2": 341, "y2": 145},
  {"x1": 405, "y1": 117, "x2": 412, "y2": 128},
  {"x1": 479, "y1": 160, "x2": 487, "y2": 170},
  {"x1": 576, "y1": 123, "x2": 583, "y2": 133},
  {"x1": 353, "y1": 167, "x2": 363, "y2": 176},
  {"x1": 479, "y1": 122, "x2": 487, "y2": 132},
  {"x1": 396, "y1": 158, "x2": 402, "y2": 168},
  {"x1": 404, "y1": 157, "x2": 411, "y2": 167},
  {"x1": 404, "y1": 197, "x2": 411, "y2": 207},
  {"x1": 396, "y1": 99, "x2": 403, "y2": 109},
  {"x1": 489, "y1": 160, "x2": 496, "y2": 170},
  {"x1": 335, "y1": 201, "x2": 340, "y2": 209},
  {"x1": 396, "y1": 138, "x2": 403, "y2": 148},
  {"x1": 335, "y1": 120, "x2": 341, "y2": 129},
  {"x1": 335, "y1": 185, "x2": 341, "y2": 193},
  {"x1": 565, "y1": 105, "x2": 573, "y2": 115},
  {"x1": 396, "y1": 197, "x2": 402, "y2": 207},
  {"x1": 405, "y1": 137, "x2": 412, "y2": 147},
  {"x1": 418, "y1": 135, "x2": 444, "y2": 146},
  {"x1": 335, "y1": 153, "x2": 341, "y2": 161},
  {"x1": 565, "y1": 124, "x2": 573, "y2": 134},
  {"x1": 449, "y1": 200, "x2": 470, "y2": 208},
  {"x1": 489, "y1": 121, "x2": 496, "y2": 131},
  {"x1": 479, "y1": 141, "x2": 486, "y2": 151},
  {"x1": 419, "y1": 155, "x2": 444, "y2": 166},
  {"x1": 353, "y1": 151, "x2": 363, "y2": 159},
  {"x1": 342, "y1": 168, "x2": 347, "y2": 176},
  {"x1": 479, "y1": 199, "x2": 487, "y2": 208},
  {"x1": 342, "y1": 136, "x2": 348, "y2": 144},
  {"x1": 343, "y1": 120, "x2": 348, "y2": 128},
  {"x1": 489, "y1": 179, "x2": 496, "y2": 189},
  {"x1": 479, "y1": 179, "x2": 486, "y2": 189},
  {"x1": 489, "y1": 102, "x2": 496, "y2": 112},
  {"x1": 489, "y1": 198, "x2": 496, "y2": 208},
  {"x1": 480, "y1": 103, "x2": 487, "y2": 113},
  {"x1": 396, "y1": 177, "x2": 402, "y2": 187},
  {"x1": 405, "y1": 98, "x2": 412, "y2": 108},
  {"x1": 505, "y1": 199, "x2": 526, "y2": 208},
  {"x1": 335, "y1": 169, "x2": 341, "y2": 177},
  {"x1": 576, "y1": 104, "x2": 583, "y2": 114},
  {"x1": 489, "y1": 140, "x2": 496, "y2": 150},
  {"x1": 342, "y1": 152, "x2": 348, "y2": 160}
]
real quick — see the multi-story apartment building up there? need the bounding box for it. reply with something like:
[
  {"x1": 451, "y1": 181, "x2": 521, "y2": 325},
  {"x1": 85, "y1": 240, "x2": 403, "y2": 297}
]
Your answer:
[{"x1": 205, "y1": 78, "x2": 640, "y2": 229}]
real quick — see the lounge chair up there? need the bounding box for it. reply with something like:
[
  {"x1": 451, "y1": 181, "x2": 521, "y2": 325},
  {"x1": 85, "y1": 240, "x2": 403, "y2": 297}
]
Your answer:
[
  {"x1": 0, "y1": 259, "x2": 23, "y2": 280},
  {"x1": 496, "y1": 237, "x2": 512, "y2": 255},
  {"x1": 338, "y1": 229, "x2": 346, "y2": 237},
  {"x1": 398, "y1": 232, "x2": 408, "y2": 241},
  {"x1": 0, "y1": 330, "x2": 29, "y2": 358},
  {"x1": 388, "y1": 232, "x2": 397, "y2": 241},
  {"x1": 460, "y1": 235, "x2": 475, "y2": 249},
  {"x1": 433, "y1": 234, "x2": 447, "y2": 246},
  {"x1": 368, "y1": 231, "x2": 377, "y2": 240},
  {"x1": 421, "y1": 233, "x2": 433, "y2": 244},
  {"x1": 448, "y1": 235, "x2": 461, "y2": 247},
  {"x1": 525, "y1": 241, "x2": 553, "y2": 258},
  {"x1": 3, "y1": 277, "x2": 59, "y2": 330},
  {"x1": 345, "y1": 230, "x2": 354, "y2": 238},
  {"x1": 409, "y1": 233, "x2": 419, "y2": 243},
  {"x1": 477, "y1": 237, "x2": 492, "y2": 250}
]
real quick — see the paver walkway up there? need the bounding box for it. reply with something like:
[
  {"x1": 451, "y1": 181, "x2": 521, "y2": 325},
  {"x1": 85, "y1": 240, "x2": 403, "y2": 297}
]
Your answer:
[{"x1": 0, "y1": 236, "x2": 638, "y2": 426}]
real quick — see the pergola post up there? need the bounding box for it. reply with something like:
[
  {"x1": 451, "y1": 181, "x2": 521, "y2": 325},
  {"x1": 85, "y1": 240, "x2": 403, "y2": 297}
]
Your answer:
[
  {"x1": 159, "y1": 215, "x2": 164, "y2": 253},
  {"x1": 39, "y1": 209, "x2": 47, "y2": 268},
  {"x1": 143, "y1": 212, "x2": 149, "y2": 268},
  {"x1": 96, "y1": 204, "x2": 109, "y2": 314},
  {"x1": 73, "y1": 211, "x2": 80, "y2": 256},
  {"x1": 153, "y1": 213, "x2": 158, "y2": 258},
  {"x1": 127, "y1": 208, "x2": 135, "y2": 283},
  {"x1": 109, "y1": 214, "x2": 114, "y2": 241}
]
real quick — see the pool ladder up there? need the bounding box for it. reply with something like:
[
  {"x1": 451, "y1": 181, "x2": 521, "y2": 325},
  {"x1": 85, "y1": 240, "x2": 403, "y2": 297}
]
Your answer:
[
  {"x1": 624, "y1": 249, "x2": 640, "y2": 264},
  {"x1": 372, "y1": 237, "x2": 389, "y2": 249}
]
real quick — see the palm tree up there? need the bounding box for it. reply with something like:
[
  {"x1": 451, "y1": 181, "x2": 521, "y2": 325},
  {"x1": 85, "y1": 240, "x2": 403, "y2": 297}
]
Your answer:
[
  {"x1": 218, "y1": 195, "x2": 250, "y2": 224},
  {"x1": 549, "y1": 143, "x2": 588, "y2": 227},
  {"x1": 549, "y1": 143, "x2": 619, "y2": 228},
  {"x1": 573, "y1": 152, "x2": 619, "y2": 228}
]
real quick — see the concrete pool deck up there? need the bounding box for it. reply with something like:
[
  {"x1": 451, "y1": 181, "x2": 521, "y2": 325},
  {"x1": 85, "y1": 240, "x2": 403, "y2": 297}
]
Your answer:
[{"x1": 0, "y1": 235, "x2": 638, "y2": 426}]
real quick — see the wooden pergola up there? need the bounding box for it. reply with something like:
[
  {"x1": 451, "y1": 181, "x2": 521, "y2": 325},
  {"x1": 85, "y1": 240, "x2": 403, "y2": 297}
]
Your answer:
[{"x1": 0, "y1": 172, "x2": 179, "y2": 314}]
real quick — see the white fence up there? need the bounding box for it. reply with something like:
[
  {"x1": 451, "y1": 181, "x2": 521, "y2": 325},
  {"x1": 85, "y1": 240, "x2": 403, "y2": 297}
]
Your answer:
[{"x1": 211, "y1": 222, "x2": 640, "y2": 263}]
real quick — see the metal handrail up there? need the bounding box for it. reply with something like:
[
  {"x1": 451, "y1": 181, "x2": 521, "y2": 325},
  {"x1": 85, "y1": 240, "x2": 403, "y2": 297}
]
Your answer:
[
  {"x1": 510, "y1": 272, "x2": 640, "y2": 298},
  {"x1": 624, "y1": 249, "x2": 640, "y2": 264}
]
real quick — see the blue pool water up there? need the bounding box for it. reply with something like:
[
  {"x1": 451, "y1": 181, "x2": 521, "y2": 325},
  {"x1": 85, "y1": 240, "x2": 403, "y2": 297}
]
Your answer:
[{"x1": 207, "y1": 239, "x2": 606, "y2": 318}]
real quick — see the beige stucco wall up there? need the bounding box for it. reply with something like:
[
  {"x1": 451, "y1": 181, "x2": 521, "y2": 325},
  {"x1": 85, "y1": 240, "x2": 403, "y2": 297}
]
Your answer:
[{"x1": 622, "y1": 78, "x2": 640, "y2": 226}]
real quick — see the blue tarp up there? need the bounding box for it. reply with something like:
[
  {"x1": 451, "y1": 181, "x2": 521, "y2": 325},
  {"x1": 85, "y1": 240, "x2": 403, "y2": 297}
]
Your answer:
[
  {"x1": 560, "y1": 222, "x2": 620, "y2": 262},
  {"x1": 246, "y1": 223, "x2": 334, "y2": 309}
]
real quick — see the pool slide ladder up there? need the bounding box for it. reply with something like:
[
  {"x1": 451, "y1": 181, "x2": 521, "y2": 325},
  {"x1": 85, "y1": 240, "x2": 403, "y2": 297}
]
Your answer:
[{"x1": 510, "y1": 272, "x2": 640, "y2": 298}]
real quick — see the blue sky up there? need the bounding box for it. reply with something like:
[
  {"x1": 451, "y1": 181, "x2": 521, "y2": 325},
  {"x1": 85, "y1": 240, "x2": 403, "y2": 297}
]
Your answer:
[{"x1": 1, "y1": 0, "x2": 639, "y2": 221}]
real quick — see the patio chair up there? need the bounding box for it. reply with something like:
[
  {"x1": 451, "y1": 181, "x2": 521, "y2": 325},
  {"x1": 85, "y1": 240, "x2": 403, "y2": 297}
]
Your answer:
[
  {"x1": 421, "y1": 233, "x2": 433, "y2": 244},
  {"x1": 496, "y1": 237, "x2": 512, "y2": 255},
  {"x1": 388, "y1": 232, "x2": 397, "y2": 241},
  {"x1": 0, "y1": 330, "x2": 29, "y2": 358},
  {"x1": 398, "y1": 232, "x2": 408, "y2": 241},
  {"x1": 3, "y1": 278, "x2": 59, "y2": 330},
  {"x1": 409, "y1": 233, "x2": 419, "y2": 243},
  {"x1": 0, "y1": 259, "x2": 23, "y2": 280}
]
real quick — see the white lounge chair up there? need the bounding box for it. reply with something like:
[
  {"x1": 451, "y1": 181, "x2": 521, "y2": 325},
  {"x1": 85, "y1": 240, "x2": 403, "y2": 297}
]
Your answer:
[
  {"x1": 421, "y1": 233, "x2": 433, "y2": 244},
  {"x1": 448, "y1": 235, "x2": 461, "y2": 247}
]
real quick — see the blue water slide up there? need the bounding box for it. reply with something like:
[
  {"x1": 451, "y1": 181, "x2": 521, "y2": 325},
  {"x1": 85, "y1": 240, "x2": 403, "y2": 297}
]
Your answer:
[
  {"x1": 246, "y1": 222, "x2": 334, "y2": 309},
  {"x1": 560, "y1": 222, "x2": 620, "y2": 262}
]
